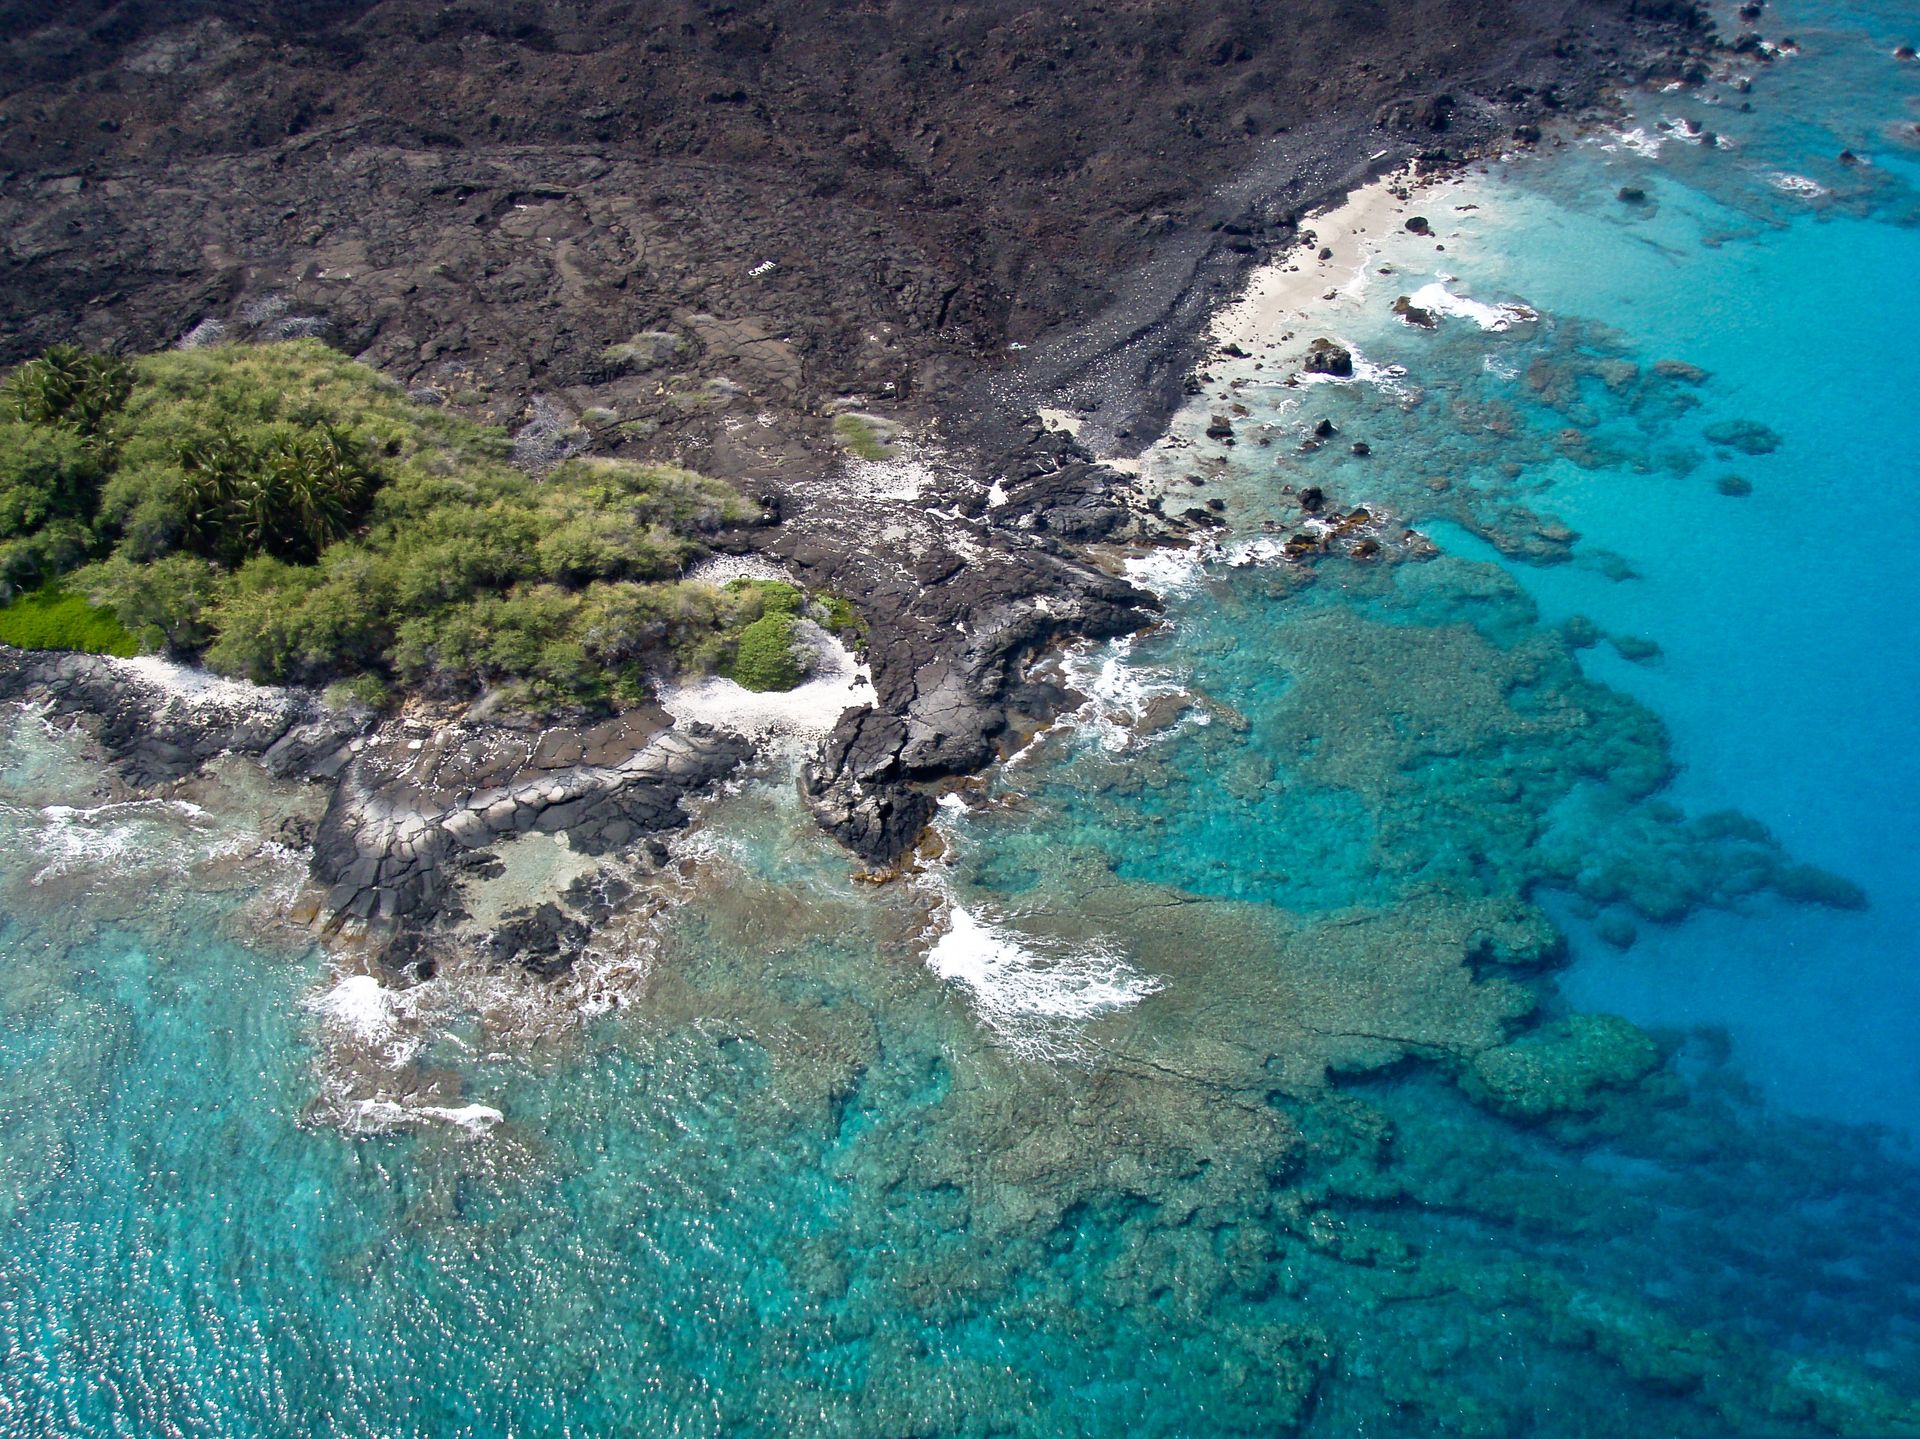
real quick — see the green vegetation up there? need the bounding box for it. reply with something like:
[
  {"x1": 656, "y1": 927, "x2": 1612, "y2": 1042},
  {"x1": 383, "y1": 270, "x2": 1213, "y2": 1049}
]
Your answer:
[
  {"x1": 0, "y1": 587, "x2": 137, "y2": 656},
  {"x1": 727, "y1": 611, "x2": 805, "y2": 692},
  {"x1": 321, "y1": 672, "x2": 392, "y2": 713},
  {"x1": 724, "y1": 577, "x2": 804, "y2": 616},
  {"x1": 2, "y1": 343, "x2": 133, "y2": 440},
  {"x1": 831, "y1": 413, "x2": 892, "y2": 461},
  {"x1": 600, "y1": 331, "x2": 686, "y2": 374},
  {"x1": 0, "y1": 339, "x2": 789, "y2": 713},
  {"x1": 815, "y1": 592, "x2": 866, "y2": 642}
]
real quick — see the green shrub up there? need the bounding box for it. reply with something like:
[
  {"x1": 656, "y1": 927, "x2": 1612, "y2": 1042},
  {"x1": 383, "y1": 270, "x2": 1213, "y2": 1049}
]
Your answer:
[
  {"x1": 321, "y1": 672, "x2": 392, "y2": 713},
  {"x1": 815, "y1": 592, "x2": 866, "y2": 640},
  {"x1": 0, "y1": 587, "x2": 138, "y2": 656},
  {"x1": 727, "y1": 611, "x2": 806, "y2": 692},
  {"x1": 172, "y1": 420, "x2": 374, "y2": 565},
  {"x1": 0, "y1": 422, "x2": 100, "y2": 536},
  {"x1": 73, "y1": 552, "x2": 220, "y2": 655}
]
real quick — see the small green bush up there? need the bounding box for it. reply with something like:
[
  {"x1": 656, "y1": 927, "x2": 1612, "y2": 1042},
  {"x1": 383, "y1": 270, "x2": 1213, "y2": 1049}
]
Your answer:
[
  {"x1": 322, "y1": 672, "x2": 392, "y2": 713},
  {"x1": 815, "y1": 592, "x2": 865, "y2": 640},
  {"x1": 727, "y1": 611, "x2": 806, "y2": 692},
  {"x1": 0, "y1": 587, "x2": 138, "y2": 656}
]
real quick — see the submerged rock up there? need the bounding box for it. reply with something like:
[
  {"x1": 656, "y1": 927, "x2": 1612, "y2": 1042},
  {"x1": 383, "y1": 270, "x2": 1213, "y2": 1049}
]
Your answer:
[
  {"x1": 1463, "y1": 1014, "x2": 1661, "y2": 1119},
  {"x1": 1652, "y1": 358, "x2": 1710, "y2": 383},
  {"x1": 1703, "y1": 418, "x2": 1783, "y2": 454},
  {"x1": 1610, "y1": 634, "x2": 1662, "y2": 664}
]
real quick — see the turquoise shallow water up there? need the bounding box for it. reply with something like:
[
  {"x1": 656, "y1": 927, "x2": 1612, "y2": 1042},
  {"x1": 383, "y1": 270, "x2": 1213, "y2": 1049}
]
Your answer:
[{"x1": 5, "y1": 1, "x2": 1920, "y2": 1434}]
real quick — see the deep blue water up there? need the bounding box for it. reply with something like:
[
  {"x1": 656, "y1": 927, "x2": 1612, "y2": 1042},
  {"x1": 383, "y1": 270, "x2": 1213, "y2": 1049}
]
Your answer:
[{"x1": 4, "y1": 1, "x2": 1920, "y2": 1434}]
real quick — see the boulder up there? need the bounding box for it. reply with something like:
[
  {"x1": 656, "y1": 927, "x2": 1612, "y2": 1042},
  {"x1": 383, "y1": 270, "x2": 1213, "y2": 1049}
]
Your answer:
[
  {"x1": 1302, "y1": 338, "x2": 1354, "y2": 377},
  {"x1": 1393, "y1": 294, "x2": 1438, "y2": 328}
]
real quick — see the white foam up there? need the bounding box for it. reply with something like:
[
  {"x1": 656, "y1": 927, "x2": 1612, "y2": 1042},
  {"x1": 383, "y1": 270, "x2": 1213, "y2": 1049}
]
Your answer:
[
  {"x1": 311, "y1": 974, "x2": 395, "y2": 1041},
  {"x1": 925, "y1": 899, "x2": 1162, "y2": 1060},
  {"x1": 1769, "y1": 172, "x2": 1829, "y2": 198},
  {"x1": 345, "y1": 1097, "x2": 502, "y2": 1138},
  {"x1": 11, "y1": 795, "x2": 249, "y2": 884},
  {"x1": 660, "y1": 621, "x2": 871, "y2": 750},
  {"x1": 1056, "y1": 635, "x2": 1207, "y2": 756},
  {"x1": 1405, "y1": 281, "x2": 1540, "y2": 332},
  {"x1": 307, "y1": 972, "x2": 427, "y2": 1067},
  {"x1": 1123, "y1": 546, "x2": 1208, "y2": 598},
  {"x1": 1602, "y1": 127, "x2": 1666, "y2": 158}
]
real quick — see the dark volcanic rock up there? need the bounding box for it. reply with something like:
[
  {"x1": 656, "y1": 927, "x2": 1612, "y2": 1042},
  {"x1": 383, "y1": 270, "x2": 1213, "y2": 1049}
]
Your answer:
[
  {"x1": 1303, "y1": 339, "x2": 1355, "y2": 377},
  {"x1": 1, "y1": 0, "x2": 1707, "y2": 462},
  {"x1": 0, "y1": 647, "x2": 358, "y2": 788},
  {"x1": 779, "y1": 429, "x2": 1156, "y2": 866},
  {"x1": 489, "y1": 903, "x2": 590, "y2": 978},
  {"x1": 310, "y1": 711, "x2": 750, "y2": 932},
  {"x1": 1394, "y1": 295, "x2": 1439, "y2": 329}
]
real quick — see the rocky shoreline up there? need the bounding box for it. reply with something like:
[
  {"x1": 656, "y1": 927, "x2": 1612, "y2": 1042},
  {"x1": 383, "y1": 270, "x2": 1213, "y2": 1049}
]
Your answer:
[
  {"x1": 0, "y1": 0, "x2": 1726, "y2": 972},
  {"x1": 0, "y1": 649, "x2": 745, "y2": 970}
]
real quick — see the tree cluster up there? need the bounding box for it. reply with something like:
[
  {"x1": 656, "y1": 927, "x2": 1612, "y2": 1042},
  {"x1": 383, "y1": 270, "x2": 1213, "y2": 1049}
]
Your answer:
[{"x1": 0, "y1": 340, "x2": 815, "y2": 712}]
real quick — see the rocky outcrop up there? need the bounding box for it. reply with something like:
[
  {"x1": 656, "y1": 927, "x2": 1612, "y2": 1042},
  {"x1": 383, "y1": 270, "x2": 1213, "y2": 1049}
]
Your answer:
[
  {"x1": 0, "y1": 647, "x2": 362, "y2": 788},
  {"x1": 1303, "y1": 339, "x2": 1356, "y2": 377},
  {"x1": 309, "y1": 708, "x2": 749, "y2": 931},
  {"x1": 768, "y1": 424, "x2": 1157, "y2": 867},
  {"x1": 0, "y1": 646, "x2": 748, "y2": 946}
]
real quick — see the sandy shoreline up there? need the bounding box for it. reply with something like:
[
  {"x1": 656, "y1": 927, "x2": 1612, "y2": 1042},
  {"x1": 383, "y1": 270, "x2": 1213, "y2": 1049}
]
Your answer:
[
  {"x1": 1209, "y1": 163, "x2": 1453, "y2": 355},
  {"x1": 1212, "y1": 170, "x2": 1418, "y2": 349}
]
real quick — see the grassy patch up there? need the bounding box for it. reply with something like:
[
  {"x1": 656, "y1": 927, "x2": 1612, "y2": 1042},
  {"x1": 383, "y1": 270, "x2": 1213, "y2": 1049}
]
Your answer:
[
  {"x1": 832, "y1": 413, "x2": 892, "y2": 461},
  {"x1": 724, "y1": 577, "x2": 804, "y2": 615},
  {"x1": 0, "y1": 587, "x2": 138, "y2": 656}
]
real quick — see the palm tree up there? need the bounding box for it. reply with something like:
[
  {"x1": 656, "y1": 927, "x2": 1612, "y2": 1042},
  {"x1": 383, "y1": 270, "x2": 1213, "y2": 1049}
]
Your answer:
[{"x1": 1, "y1": 345, "x2": 133, "y2": 442}]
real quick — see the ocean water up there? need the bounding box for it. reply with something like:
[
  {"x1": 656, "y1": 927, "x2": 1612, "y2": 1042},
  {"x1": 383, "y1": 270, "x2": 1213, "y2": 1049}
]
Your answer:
[{"x1": 5, "y1": 1, "x2": 1920, "y2": 1434}]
